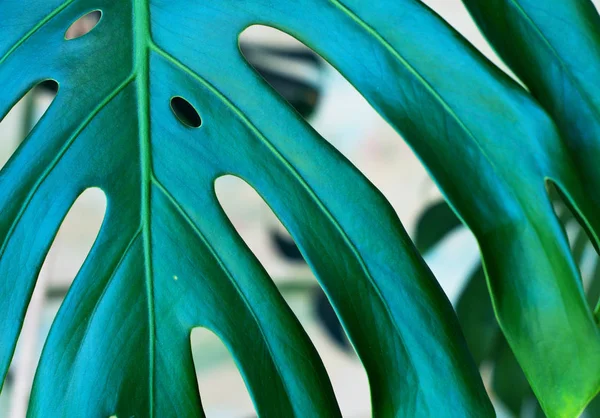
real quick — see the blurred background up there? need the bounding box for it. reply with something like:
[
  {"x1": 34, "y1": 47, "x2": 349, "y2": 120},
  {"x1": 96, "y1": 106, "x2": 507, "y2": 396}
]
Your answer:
[{"x1": 1, "y1": 0, "x2": 599, "y2": 417}]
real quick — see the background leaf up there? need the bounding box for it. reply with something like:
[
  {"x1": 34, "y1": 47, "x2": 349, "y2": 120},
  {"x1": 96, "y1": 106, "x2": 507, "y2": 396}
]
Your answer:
[{"x1": 414, "y1": 200, "x2": 464, "y2": 255}]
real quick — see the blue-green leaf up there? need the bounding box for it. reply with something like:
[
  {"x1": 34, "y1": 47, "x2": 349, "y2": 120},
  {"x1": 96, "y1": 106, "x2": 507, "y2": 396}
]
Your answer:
[{"x1": 0, "y1": 0, "x2": 496, "y2": 416}]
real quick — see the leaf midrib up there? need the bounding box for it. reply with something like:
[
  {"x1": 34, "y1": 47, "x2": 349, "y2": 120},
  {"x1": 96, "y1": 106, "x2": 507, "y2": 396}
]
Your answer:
[{"x1": 133, "y1": 0, "x2": 155, "y2": 415}]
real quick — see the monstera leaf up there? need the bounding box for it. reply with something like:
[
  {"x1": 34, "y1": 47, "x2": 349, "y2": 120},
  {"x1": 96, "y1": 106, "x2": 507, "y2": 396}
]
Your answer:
[
  {"x1": 415, "y1": 195, "x2": 600, "y2": 417},
  {"x1": 1, "y1": 0, "x2": 599, "y2": 417},
  {"x1": 0, "y1": 1, "x2": 493, "y2": 416}
]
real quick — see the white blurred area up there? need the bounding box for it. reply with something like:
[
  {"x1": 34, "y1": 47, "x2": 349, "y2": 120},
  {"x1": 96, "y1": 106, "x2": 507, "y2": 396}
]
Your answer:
[{"x1": 3, "y1": 0, "x2": 596, "y2": 417}]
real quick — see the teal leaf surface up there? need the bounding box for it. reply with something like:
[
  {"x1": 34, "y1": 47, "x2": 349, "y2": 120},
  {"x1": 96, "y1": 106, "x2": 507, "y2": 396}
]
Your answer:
[{"x1": 0, "y1": 0, "x2": 496, "y2": 416}]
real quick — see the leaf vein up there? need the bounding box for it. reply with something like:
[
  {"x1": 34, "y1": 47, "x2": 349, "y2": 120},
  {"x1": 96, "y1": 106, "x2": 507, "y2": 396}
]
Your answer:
[
  {"x1": 151, "y1": 177, "x2": 294, "y2": 406},
  {"x1": 0, "y1": 75, "x2": 134, "y2": 261},
  {"x1": 61, "y1": 228, "x2": 142, "y2": 400},
  {"x1": 0, "y1": 0, "x2": 76, "y2": 65}
]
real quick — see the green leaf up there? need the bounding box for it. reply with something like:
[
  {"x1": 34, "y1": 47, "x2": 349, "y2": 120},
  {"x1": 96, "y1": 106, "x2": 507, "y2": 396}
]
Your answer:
[
  {"x1": 0, "y1": 1, "x2": 494, "y2": 416},
  {"x1": 2, "y1": 0, "x2": 600, "y2": 416},
  {"x1": 461, "y1": 1, "x2": 600, "y2": 412},
  {"x1": 455, "y1": 201, "x2": 600, "y2": 416}
]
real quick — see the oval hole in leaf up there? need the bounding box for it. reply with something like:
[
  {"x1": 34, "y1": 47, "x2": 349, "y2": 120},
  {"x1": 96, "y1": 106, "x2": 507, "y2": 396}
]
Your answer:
[
  {"x1": 0, "y1": 79, "x2": 58, "y2": 170},
  {"x1": 191, "y1": 327, "x2": 255, "y2": 417},
  {"x1": 6, "y1": 187, "x2": 106, "y2": 417},
  {"x1": 65, "y1": 10, "x2": 102, "y2": 40},
  {"x1": 170, "y1": 96, "x2": 202, "y2": 128},
  {"x1": 215, "y1": 175, "x2": 371, "y2": 416}
]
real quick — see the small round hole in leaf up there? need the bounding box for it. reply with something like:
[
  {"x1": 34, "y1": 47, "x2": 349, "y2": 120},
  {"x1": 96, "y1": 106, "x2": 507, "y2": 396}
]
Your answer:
[
  {"x1": 65, "y1": 10, "x2": 102, "y2": 40},
  {"x1": 170, "y1": 97, "x2": 202, "y2": 128}
]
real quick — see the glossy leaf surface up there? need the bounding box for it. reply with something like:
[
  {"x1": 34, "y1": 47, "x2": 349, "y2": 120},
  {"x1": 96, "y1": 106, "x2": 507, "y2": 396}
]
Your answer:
[
  {"x1": 1, "y1": 0, "x2": 599, "y2": 416},
  {"x1": 462, "y1": 0, "x2": 600, "y2": 237},
  {"x1": 460, "y1": 1, "x2": 600, "y2": 413},
  {"x1": 462, "y1": 0, "x2": 600, "y2": 320},
  {"x1": 0, "y1": 0, "x2": 494, "y2": 416}
]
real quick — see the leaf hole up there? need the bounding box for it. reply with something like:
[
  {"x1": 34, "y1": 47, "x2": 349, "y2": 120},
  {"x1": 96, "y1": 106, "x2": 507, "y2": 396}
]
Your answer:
[
  {"x1": 170, "y1": 97, "x2": 202, "y2": 128},
  {"x1": 0, "y1": 79, "x2": 58, "y2": 171},
  {"x1": 191, "y1": 328, "x2": 255, "y2": 417},
  {"x1": 65, "y1": 10, "x2": 102, "y2": 40}
]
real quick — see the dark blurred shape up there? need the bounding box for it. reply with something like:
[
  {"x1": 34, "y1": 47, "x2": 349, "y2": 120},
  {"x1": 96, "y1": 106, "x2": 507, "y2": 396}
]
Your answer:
[
  {"x1": 315, "y1": 289, "x2": 350, "y2": 350},
  {"x1": 271, "y1": 230, "x2": 304, "y2": 262},
  {"x1": 455, "y1": 267, "x2": 498, "y2": 367},
  {"x1": 492, "y1": 338, "x2": 533, "y2": 416},
  {"x1": 414, "y1": 200, "x2": 463, "y2": 254},
  {"x1": 37, "y1": 80, "x2": 59, "y2": 94},
  {"x1": 240, "y1": 42, "x2": 323, "y2": 119}
]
